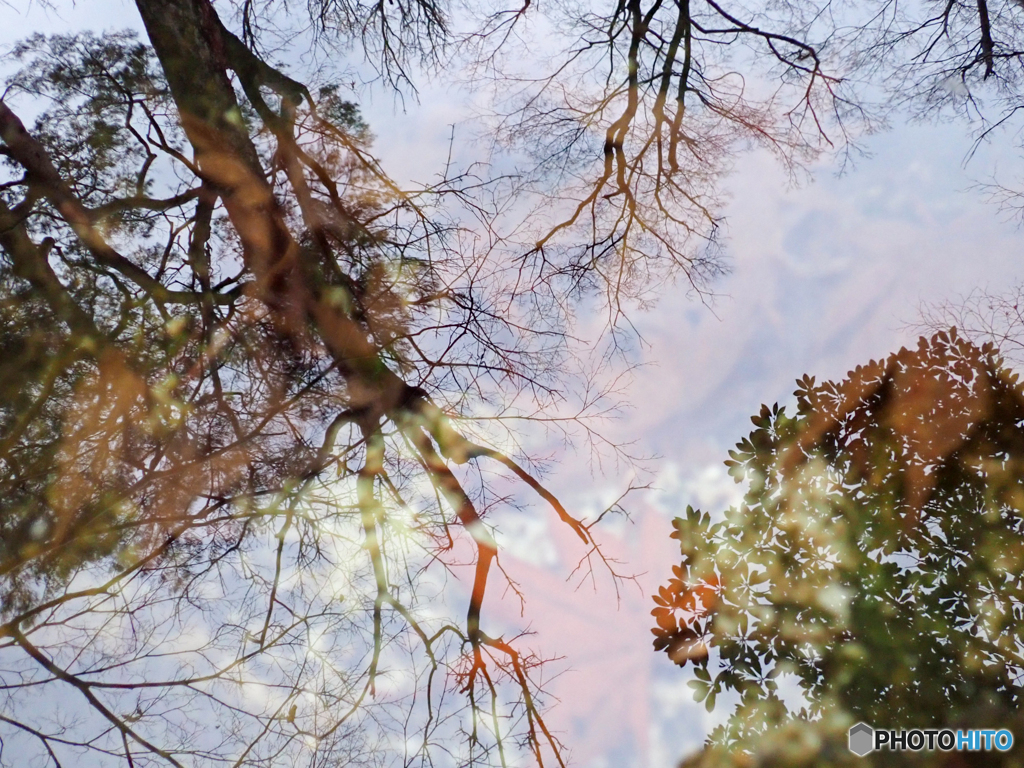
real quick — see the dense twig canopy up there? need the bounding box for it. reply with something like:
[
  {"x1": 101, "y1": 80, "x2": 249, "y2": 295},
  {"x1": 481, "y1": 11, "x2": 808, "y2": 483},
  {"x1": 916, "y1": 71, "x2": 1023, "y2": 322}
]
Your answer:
[{"x1": 0, "y1": 0, "x2": 858, "y2": 765}]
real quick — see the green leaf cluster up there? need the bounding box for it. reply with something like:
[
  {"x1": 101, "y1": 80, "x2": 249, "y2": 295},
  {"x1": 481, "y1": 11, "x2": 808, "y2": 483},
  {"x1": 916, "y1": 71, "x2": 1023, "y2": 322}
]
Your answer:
[{"x1": 655, "y1": 330, "x2": 1024, "y2": 766}]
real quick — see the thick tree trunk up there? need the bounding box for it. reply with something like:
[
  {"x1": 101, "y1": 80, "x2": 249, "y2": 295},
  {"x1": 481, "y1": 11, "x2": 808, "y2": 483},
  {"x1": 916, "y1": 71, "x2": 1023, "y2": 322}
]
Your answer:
[
  {"x1": 134, "y1": 0, "x2": 408, "y2": 418},
  {"x1": 133, "y1": 0, "x2": 505, "y2": 656},
  {"x1": 134, "y1": 0, "x2": 303, "y2": 319}
]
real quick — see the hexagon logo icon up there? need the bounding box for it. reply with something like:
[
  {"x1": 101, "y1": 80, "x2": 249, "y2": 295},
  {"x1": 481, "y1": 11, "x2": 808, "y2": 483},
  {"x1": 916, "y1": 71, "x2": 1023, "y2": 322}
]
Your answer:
[{"x1": 848, "y1": 722, "x2": 874, "y2": 756}]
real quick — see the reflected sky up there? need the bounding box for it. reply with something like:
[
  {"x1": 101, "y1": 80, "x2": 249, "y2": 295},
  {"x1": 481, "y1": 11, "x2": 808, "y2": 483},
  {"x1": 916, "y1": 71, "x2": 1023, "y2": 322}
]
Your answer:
[
  {"x1": 482, "y1": 123, "x2": 1024, "y2": 766},
  {"x1": 2, "y1": 1, "x2": 1023, "y2": 765}
]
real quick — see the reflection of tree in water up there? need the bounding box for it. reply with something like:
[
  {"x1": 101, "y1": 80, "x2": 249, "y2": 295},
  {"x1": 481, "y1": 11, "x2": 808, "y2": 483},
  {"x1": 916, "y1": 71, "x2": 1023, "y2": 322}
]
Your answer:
[
  {"x1": 0, "y1": 26, "x2": 608, "y2": 766},
  {"x1": 0, "y1": 0, "x2": 849, "y2": 760},
  {"x1": 654, "y1": 330, "x2": 1024, "y2": 766}
]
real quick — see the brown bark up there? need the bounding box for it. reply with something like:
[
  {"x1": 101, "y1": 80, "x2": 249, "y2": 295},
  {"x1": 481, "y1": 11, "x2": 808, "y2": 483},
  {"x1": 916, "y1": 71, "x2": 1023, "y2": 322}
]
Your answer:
[
  {"x1": 131, "y1": 0, "x2": 513, "y2": 656},
  {"x1": 133, "y1": 0, "x2": 410, "y2": 421}
]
